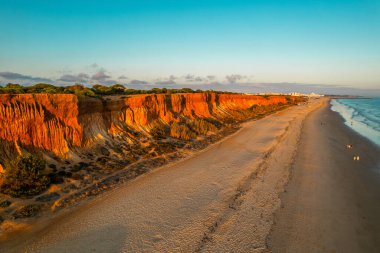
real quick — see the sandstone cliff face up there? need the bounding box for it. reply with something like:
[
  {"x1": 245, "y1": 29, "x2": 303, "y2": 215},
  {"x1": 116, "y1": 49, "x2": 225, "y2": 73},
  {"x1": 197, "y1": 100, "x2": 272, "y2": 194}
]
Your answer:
[
  {"x1": 0, "y1": 93, "x2": 289, "y2": 160},
  {"x1": 0, "y1": 94, "x2": 82, "y2": 158},
  {"x1": 111, "y1": 93, "x2": 287, "y2": 130}
]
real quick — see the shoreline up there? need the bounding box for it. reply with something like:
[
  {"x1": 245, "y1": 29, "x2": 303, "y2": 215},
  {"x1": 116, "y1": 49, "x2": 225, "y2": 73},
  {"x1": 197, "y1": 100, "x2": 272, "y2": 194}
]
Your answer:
[
  {"x1": 330, "y1": 97, "x2": 380, "y2": 148},
  {"x1": 268, "y1": 99, "x2": 380, "y2": 252}
]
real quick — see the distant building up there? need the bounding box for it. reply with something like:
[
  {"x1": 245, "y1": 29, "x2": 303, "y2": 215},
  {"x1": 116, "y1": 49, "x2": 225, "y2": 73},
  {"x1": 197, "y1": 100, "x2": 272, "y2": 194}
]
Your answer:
[
  {"x1": 246, "y1": 92, "x2": 324, "y2": 97},
  {"x1": 289, "y1": 92, "x2": 324, "y2": 97}
]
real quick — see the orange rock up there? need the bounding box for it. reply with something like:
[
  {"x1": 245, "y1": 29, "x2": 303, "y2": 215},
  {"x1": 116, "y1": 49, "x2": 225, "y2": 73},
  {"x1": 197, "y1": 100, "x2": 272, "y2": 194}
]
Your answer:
[
  {"x1": 0, "y1": 93, "x2": 289, "y2": 158},
  {"x1": 0, "y1": 94, "x2": 82, "y2": 157}
]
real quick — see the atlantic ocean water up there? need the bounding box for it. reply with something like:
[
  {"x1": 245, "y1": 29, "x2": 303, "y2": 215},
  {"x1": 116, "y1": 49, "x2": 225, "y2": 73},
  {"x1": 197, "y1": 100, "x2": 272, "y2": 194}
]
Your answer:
[{"x1": 331, "y1": 98, "x2": 380, "y2": 147}]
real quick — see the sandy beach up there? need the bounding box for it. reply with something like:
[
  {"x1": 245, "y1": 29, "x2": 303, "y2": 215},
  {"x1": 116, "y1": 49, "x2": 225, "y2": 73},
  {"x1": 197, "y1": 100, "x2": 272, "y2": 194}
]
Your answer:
[
  {"x1": 1, "y1": 97, "x2": 380, "y2": 252},
  {"x1": 2, "y1": 1, "x2": 379, "y2": 252},
  {"x1": 268, "y1": 99, "x2": 380, "y2": 252}
]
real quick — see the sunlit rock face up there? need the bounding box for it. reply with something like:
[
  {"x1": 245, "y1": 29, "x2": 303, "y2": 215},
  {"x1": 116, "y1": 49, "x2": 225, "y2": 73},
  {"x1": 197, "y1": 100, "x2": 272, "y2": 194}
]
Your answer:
[
  {"x1": 0, "y1": 94, "x2": 83, "y2": 157},
  {"x1": 0, "y1": 93, "x2": 288, "y2": 160},
  {"x1": 113, "y1": 93, "x2": 287, "y2": 129}
]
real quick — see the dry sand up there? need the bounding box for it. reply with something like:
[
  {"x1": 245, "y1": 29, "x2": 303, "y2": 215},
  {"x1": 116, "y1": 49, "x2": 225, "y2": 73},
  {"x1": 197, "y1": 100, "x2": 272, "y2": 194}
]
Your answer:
[{"x1": 4, "y1": 97, "x2": 376, "y2": 252}]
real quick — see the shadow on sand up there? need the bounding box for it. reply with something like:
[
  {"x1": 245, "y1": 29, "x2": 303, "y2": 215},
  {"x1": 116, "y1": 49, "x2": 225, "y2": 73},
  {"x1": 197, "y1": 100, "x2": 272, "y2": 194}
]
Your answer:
[{"x1": 3, "y1": 224, "x2": 128, "y2": 253}]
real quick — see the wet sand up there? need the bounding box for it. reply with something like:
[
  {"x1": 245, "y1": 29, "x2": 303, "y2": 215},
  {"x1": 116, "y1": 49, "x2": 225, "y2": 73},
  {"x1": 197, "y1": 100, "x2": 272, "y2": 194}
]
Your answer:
[
  {"x1": 268, "y1": 100, "x2": 380, "y2": 252},
  {"x1": 1, "y1": 98, "x2": 324, "y2": 252}
]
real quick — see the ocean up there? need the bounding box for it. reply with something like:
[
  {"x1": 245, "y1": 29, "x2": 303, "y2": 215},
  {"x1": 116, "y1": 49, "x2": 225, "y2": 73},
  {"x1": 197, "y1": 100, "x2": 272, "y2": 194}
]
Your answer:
[{"x1": 331, "y1": 98, "x2": 380, "y2": 147}]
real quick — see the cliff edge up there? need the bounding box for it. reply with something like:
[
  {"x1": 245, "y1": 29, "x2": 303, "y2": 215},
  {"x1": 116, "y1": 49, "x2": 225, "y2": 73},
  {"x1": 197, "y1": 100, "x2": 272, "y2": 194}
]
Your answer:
[
  {"x1": 0, "y1": 93, "x2": 289, "y2": 161},
  {"x1": 0, "y1": 93, "x2": 300, "y2": 226}
]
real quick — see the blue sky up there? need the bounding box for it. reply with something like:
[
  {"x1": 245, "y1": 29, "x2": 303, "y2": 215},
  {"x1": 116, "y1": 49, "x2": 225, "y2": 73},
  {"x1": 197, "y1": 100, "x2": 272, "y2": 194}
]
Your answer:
[{"x1": 0, "y1": 0, "x2": 379, "y2": 92}]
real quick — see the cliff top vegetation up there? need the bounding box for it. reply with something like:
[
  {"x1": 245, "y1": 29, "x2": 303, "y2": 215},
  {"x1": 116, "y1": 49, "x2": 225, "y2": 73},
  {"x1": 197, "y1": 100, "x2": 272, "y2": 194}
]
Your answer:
[{"x1": 0, "y1": 83, "x2": 236, "y2": 97}]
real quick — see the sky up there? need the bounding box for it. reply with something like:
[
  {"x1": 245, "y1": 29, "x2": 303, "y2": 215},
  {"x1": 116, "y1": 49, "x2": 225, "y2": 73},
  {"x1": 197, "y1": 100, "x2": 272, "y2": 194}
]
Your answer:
[{"x1": 0, "y1": 0, "x2": 379, "y2": 94}]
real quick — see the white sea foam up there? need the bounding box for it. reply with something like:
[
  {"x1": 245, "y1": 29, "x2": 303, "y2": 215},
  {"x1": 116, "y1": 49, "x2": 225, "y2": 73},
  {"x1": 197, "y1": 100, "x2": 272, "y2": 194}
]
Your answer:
[{"x1": 331, "y1": 99, "x2": 380, "y2": 147}]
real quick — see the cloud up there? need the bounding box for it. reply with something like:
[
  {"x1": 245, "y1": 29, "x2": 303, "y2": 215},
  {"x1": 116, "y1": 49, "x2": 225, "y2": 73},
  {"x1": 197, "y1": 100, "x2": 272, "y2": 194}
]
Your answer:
[
  {"x1": 118, "y1": 75, "x2": 128, "y2": 80},
  {"x1": 129, "y1": 79, "x2": 148, "y2": 85},
  {"x1": 0, "y1": 71, "x2": 53, "y2": 83},
  {"x1": 209, "y1": 81, "x2": 223, "y2": 86},
  {"x1": 91, "y1": 70, "x2": 111, "y2": 81},
  {"x1": 155, "y1": 80, "x2": 176, "y2": 85},
  {"x1": 57, "y1": 69, "x2": 72, "y2": 74},
  {"x1": 78, "y1": 73, "x2": 89, "y2": 79},
  {"x1": 101, "y1": 79, "x2": 118, "y2": 85},
  {"x1": 58, "y1": 73, "x2": 89, "y2": 83},
  {"x1": 169, "y1": 75, "x2": 177, "y2": 81},
  {"x1": 225, "y1": 74, "x2": 245, "y2": 84},
  {"x1": 206, "y1": 75, "x2": 216, "y2": 81},
  {"x1": 184, "y1": 74, "x2": 205, "y2": 82},
  {"x1": 89, "y1": 63, "x2": 107, "y2": 73},
  {"x1": 184, "y1": 74, "x2": 194, "y2": 81},
  {"x1": 154, "y1": 75, "x2": 177, "y2": 85}
]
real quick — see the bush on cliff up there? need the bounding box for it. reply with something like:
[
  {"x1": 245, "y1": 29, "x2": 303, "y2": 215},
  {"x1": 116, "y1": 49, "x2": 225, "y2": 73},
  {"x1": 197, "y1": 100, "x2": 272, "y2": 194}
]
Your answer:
[
  {"x1": 150, "y1": 123, "x2": 169, "y2": 140},
  {"x1": 26, "y1": 83, "x2": 64, "y2": 94},
  {"x1": 190, "y1": 119, "x2": 219, "y2": 135},
  {"x1": 0, "y1": 83, "x2": 26, "y2": 94},
  {"x1": 0, "y1": 83, "x2": 64, "y2": 94},
  {"x1": 170, "y1": 122, "x2": 197, "y2": 140},
  {"x1": 0, "y1": 83, "x2": 239, "y2": 96},
  {"x1": 92, "y1": 84, "x2": 126, "y2": 95},
  {"x1": 64, "y1": 84, "x2": 97, "y2": 97},
  {"x1": 0, "y1": 155, "x2": 50, "y2": 198}
]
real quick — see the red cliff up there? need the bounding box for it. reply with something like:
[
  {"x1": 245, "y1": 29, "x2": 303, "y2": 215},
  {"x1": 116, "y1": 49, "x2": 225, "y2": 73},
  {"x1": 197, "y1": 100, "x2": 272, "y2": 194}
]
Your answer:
[
  {"x1": 0, "y1": 94, "x2": 82, "y2": 157},
  {"x1": 0, "y1": 93, "x2": 289, "y2": 160}
]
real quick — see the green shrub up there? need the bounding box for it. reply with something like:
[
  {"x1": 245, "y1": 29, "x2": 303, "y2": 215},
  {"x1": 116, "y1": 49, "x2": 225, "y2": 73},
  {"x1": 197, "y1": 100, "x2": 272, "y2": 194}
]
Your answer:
[
  {"x1": 170, "y1": 122, "x2": 197, "y2": 140},
  {"x1": 92, "y1": 84, "x2": 125, "y2": 95},
  {"x1": 124, "y1": 88, "x2": 142, "y2": 95},
  {"x1": 0, "y1": 155, "x2": 50, "y2": 198},
  {"x1": 0, "y1": 83, "x2": 26, "y2": 94},
  {"x1": 12, "y1": 204, "x2": 43, "y2": 219},
  {"x1": 150, "y1": 123, "x2": 168, "y2": 139},
  {"x1": 64, "y1": 84, "x2": 97, "y2": 97},
  {"x1": 25, "y1": 83, "x2": 64, "y2": 94},
  {"x1": 0, "y1": 83, "x2": 219, "y2": 96},
  {"x1": 0, "y1": 200, "x2": 11, "y2": 208},
  {"x1": 191, "y1": 119, "x2": 218, "y2": 135}
]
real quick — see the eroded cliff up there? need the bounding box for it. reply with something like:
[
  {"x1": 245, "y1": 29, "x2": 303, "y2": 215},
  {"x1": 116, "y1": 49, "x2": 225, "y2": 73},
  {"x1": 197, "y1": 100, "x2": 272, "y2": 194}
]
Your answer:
[
  {"x1": 0, "y1": 93, "x2": 289, "y2": 162},
  {"x1": 0, "y1": 92, "x2": 302, "y2": 224},
  {"x1": 0, "y1": 94, "x2": 82, "y2": 159}
]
